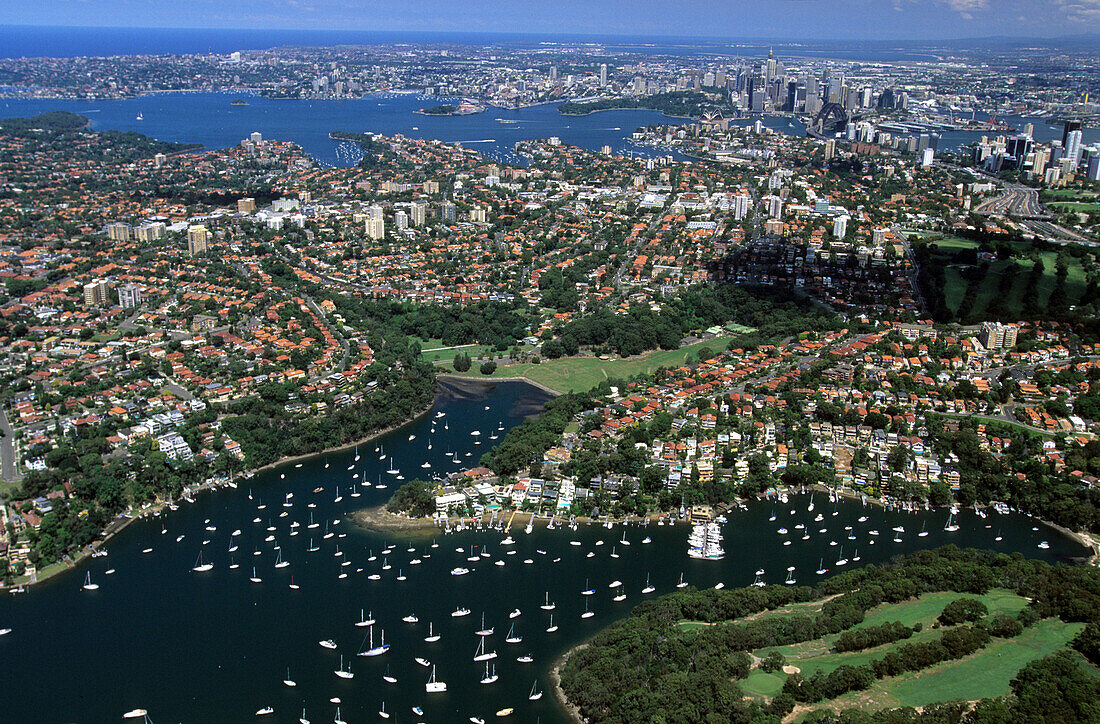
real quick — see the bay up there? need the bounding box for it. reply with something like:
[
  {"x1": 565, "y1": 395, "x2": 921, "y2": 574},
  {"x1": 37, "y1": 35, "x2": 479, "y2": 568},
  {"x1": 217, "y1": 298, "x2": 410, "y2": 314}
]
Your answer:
[
  {"x1": 0, "y1": 91, "x2": 814, "y2": 166},
  {"x1": 0, "y1": 378, "x2": 1087, "y2": 722}
]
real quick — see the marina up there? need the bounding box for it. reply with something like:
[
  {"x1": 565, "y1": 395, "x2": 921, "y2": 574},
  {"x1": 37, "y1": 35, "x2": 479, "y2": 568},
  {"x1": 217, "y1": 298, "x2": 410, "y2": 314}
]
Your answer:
[{"x1": 0, "y1": 379, "x2": 1088, "y2": 721}]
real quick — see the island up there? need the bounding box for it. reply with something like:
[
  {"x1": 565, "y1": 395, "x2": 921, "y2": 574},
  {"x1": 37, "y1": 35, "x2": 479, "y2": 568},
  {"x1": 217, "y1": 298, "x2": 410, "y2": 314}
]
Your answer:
[{"x1": 418, "y1": 104, "x2": 457, "y2": 116}]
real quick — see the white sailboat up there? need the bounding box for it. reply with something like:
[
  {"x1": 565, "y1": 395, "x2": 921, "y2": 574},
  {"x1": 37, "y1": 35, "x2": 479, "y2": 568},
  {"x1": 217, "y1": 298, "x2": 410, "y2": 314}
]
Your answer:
[
  {"x1": 473, "y1": 637, "x2": 497, "y2": 662},
  {"x1": 82, "y1": 572, "x2": 99, "y2": 591},
  {"x1": 192, "y1": 552, "x2": 213, "y2": 572},
  {"x1": 425, "y1": 665, "x2": 447, "y2": 693},
  {"x1": 334, "y1": 655, "x2": 354, "y2": 679},
  {"x1": 424, "y1": 622, "x2": 440, "y2": 643},
  {"x1": 283, "y1": 667, "x2": 297, "y2": 687},
  {"x1": 357, "y1": 624, "x2": 389, "y2": 657},
  {"x1": 529, "y1": 680, "x2": 543, "y2": 700}
]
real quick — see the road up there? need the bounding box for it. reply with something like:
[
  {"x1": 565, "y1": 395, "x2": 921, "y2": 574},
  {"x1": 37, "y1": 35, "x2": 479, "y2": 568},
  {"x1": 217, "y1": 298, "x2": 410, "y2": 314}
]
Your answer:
[
  {"x1": 611, "y1": 209, "x2": 665, "y2": 286},
  {"x1": 971, "y1": 187, "x2": 1048, "y2": 218},
  {"x1": 0, "y1": 406, "x2": 21, "y2": 483}
]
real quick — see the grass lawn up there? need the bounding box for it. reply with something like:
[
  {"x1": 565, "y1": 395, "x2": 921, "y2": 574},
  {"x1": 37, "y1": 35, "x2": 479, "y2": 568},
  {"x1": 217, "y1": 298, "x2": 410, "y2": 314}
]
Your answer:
[
  {"x1": 411, "y1": 337, "x2": 488, "y2": 364},
  {"x1": 825, "y1": 618, "x2": 1084, "y2": 711},
  {"x1": 457, "y1": 335, "x2": 734, "y2": 393},
  {"x1": 929, "y1": 236, "x2": 981, "y2": 251},
  {"x1": 743, "y1": 669, "x2": 786, "y2": 698},
  {"x1": 743, "y1": 590, "x2": 1030, "y2": 699},
  {"x1": 1048, "y1": 201, "x2": 1100, "y2": 213},
  {"x1": 939, "y1": 251, "x2": 1087, "y2": 318},
  {"x1": 0, "y1": 478, "x2": 20, "y2": 496}
]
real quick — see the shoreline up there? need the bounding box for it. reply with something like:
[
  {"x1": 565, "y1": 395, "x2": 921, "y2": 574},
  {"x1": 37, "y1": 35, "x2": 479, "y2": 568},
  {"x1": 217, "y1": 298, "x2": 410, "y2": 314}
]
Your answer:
[
  {"x1": 2, "y1": 396, "x2": 437, "y2": 591},
  {"x1": 436, "y1": 372, "x2": 563, "y2": 397},
  {"x1": 550, "y1": 641, "x2": 589, "y2": 724}
]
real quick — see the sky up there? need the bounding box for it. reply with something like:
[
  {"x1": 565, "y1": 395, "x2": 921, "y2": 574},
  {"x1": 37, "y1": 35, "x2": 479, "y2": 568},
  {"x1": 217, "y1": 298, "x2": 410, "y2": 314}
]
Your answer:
[{"x1": 4, "y1": 0, "x2": 1100, "y2": 40}]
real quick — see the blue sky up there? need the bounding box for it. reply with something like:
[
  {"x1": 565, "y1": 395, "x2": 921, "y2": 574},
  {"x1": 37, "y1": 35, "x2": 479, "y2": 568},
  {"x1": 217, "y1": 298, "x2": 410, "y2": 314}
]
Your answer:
[{"x1": 6, "y1": 0, "x2": 1100, "y2": 39}]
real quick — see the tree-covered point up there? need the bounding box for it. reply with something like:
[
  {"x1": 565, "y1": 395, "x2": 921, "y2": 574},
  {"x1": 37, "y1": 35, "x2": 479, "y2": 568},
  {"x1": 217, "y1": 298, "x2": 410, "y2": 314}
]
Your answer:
[
  {"x1": 0, "y1": 110, "x2": 89, "y2": 132},
  {"x1": 559, "y1": 546, "x2": 1100, "y2": 724},
  {"x1": 0, "y1": 111, "x2": 201, "y2": 161},
  {"x1": 479, "y1": 392, "x2": 596, "y2": 476},
  {"x1": 558, "y1": 91, "x2": 734, "y2": 119},
  {"x1": 386, "y1": 478, "x2": 436, "y2": 517}
]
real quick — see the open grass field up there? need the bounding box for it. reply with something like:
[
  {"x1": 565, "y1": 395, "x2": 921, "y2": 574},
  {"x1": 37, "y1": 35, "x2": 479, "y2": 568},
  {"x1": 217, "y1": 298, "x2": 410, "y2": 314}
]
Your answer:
[
  {"x1": 918, "y1": 236, "x2": 1090, "y2": 320},
  {"x1": 824, "y1": 618, "x2": 1085, "y2": 712},
  {"x1": 411, "y1": 337, "x2": 490, "y2": 364},
  {"x1": 454, "y1": 335, "x2": 734, "y2": 393},
  {"x1": 742, "y1": 589, "x2": 1031, "y2": 700},
  {"x1": 1048, "y1": 201, "x2": 1100, "y2": 213}
]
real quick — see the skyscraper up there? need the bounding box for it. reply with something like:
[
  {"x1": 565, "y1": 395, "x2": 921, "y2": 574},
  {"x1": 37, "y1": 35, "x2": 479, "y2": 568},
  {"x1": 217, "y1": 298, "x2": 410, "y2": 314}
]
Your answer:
[
  {"x1": 1065, "y1": 129, "x2": 1083, "y2": 168},
  {"x1": 599, "y1": 64, "x2": 608, "y2": 87},
  {"x1": 1062, "y1": 119, "x2": 1083, "y2": 147}
]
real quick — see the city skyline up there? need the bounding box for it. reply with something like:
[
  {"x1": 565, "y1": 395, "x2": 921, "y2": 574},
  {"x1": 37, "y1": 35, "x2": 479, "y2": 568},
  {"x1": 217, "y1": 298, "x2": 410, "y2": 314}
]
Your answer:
[{"x1": 7, "y1": 0, "x2": 1100, "y2": 41}]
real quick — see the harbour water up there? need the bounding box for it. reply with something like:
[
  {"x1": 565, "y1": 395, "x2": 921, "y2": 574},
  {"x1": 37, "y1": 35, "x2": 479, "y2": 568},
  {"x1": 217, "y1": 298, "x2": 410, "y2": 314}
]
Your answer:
[
  {"x1": 0, "y1": 380, "x2": 1087, "y2": 722},
  {"x1": 0, "y1": 91, "x2": 816, "y2": 167}
]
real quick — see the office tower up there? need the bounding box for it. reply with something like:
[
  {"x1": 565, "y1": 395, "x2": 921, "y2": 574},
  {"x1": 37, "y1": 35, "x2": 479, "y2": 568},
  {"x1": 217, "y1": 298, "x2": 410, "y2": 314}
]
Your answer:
[
  {"x1": 1023, "y1": 122, "x2": 1034, "y2": 138},
  {"x1": 1006, "y1": 135, "x2": 1033, "y2": 162},
  {"x1": 1087, "y1": 150, "x2": 1100, "y2": 181},
  {"x1": 187, "y1": 225, "x2": 210, "y2": 255},
  {"x1": 104, "y1": 222, "x2": 132, "y2": 242},
  {"x1": 833, "y1": 216, "x2": 848, "y2": 239},
  {"x1": 83, "y1": 279, "x2": 110, "y2": 307},
  {"x1": 394, "y1": 210, "x2": 409, "y2": 230},
  {"x1": 366, "y1": 217, "x2": 385, "y2": 240},
  {"x1": 599, "y1": 64, "x2": 608, "y2": 87},
  {"x1": 441, "y1": 202, "x2": 457, "y2": 223},
  {"x1": 118, "y1": 285, "x2": 142, "y2": 309},
  {"x1": 410, "y1": 202, "x2": 427, "y2": 227},
  {"x1": 765, "y1": 50, "x2": 777, "y2": 81},
  {"x1": 237, "y1": 197, "x2": 256, "y2": 214},
  {"x1": 1065, "y1": 129, "x2": 1083, "y2": 168},
  {"x1": 549, "y1": 65, "x2": 557, "y2": 82},
  {"x1": 1062, "y1": 120, "x2": 1083, "y2": 147}
]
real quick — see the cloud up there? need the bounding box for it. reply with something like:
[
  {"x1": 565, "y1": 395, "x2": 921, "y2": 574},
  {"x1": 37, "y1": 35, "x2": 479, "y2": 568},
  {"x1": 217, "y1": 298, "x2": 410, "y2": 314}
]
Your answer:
[{"x1": 1056, "y1": 0, "x2": 1100, "y2": 21}]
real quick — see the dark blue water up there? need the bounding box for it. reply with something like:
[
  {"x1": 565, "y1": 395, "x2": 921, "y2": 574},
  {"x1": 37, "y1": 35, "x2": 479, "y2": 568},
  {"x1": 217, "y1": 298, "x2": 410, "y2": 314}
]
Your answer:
[
  {"x1": 0, "y1": 379, "x2": 1087, "y2": 723},
  {"x1": 0, "y1": 91, "x2": 805, "y2": 165}
]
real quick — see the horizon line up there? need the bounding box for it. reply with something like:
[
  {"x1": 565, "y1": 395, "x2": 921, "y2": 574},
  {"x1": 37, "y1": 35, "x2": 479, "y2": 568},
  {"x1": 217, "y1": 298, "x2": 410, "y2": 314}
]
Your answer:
[{"x1": 3, "y1": 24, "x2": 1100, "y2": 46}]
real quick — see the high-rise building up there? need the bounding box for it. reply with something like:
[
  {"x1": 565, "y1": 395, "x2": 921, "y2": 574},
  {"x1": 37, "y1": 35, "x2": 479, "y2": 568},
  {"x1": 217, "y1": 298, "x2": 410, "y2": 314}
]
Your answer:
[
  {"x1": 441, "y1": 202, "x2": 457, "y2": 223},
  {"x1": 763, "y1": 195, "x2": 783, "y2": 218},
  {"x1": 237, "y1": 197, "x2": 256, "y2": 214},
  {"x1": 981, "y1": 322, "x2": 1018, "y2": 350},
  {"x1": 394, "y1": 210, "x2": 409, "y2": 230},
  {"x1": 368, "y1": 204, "x2": 384, "y2": 221},
  {"x1": 549, "y1": 65, "x2": 558, "y2": 82},
  {"x1": 410, "y1": 202, "x2": 427, "y2": 227},
  {"x1": 823, "y1": 138, "x2": 836, "y2": 161},
  {"x1": 833, "y1": 215, "x2": 848, "y2": 239},
  {"x1": 732, "y1": 194, "x2": 751, "y2": 221},
  {"x1": 104, "y1": 222, "x2": 132, "y2": 242},
  {"x1": 1065, "y1": 129, "x2": 1083, "y2": 168},
  {"x1": 1062, "y1": 120, "x2": 1083, "y2": 147},
  {"x1": 118, "y1": 284, "x2": 143, "y2": 309},
  {"x1": 599, "y1": 64, "x2": 608, "y2": 87},
  {"x1": 1087, "y1": 150, "x2": 1100, "y2": 181},
  {"x1": 153, "y1": 153, "x2": 166, "y2": 168},
  {"x1": 250, "y1": 131, "x2": 263, "y2": 145},
  {"x1": 365, "y1": 217, "x2": 385, "y2": 240},
  {"x1": 134, "y1": 222, "x2": 166, "y2": 242},
  {"x1": 187, "y1": 225, "x2": 210, "y2": 255},
  {"x1": 83, "y1": 279, "x2": 110, "y2": 307}
]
